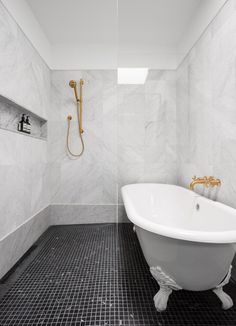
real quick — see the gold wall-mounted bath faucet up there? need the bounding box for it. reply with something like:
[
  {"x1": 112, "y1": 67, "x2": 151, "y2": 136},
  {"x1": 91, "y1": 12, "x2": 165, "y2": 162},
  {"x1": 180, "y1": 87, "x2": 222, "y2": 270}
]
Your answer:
[{"x1": 189, "y1": 176, "x2": 221, "y2": 191}]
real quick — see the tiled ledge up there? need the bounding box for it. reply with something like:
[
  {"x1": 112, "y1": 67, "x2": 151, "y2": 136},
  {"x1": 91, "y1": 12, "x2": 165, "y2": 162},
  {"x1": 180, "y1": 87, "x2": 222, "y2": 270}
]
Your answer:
[
  {"x1": 0, "y1": 206, "x2": 50, "y2": 279},
  {"x1": 0, "y1": 94, "x2": 47, "y2": 140}
]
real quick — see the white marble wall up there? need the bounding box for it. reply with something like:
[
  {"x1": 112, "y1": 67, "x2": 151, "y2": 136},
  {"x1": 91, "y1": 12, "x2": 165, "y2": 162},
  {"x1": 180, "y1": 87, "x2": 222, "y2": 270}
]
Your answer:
[
  {"x1": 50, "y1": 205, "x2": 118, "y2": 225},
  {"x1": 0, "y1": 2, "x2": 50, "y2": 119},
  {"x1": 0, "y1": 206, "x2": 50, "y2": 278},
  {"x1": 49, "y1": 70, "x2": 118, "y2": 223},
  {"x1": 50, "y1": 70, "x2": 118, "y2": 206},
  {"x1": 0, "y1": 1, "x2": 50, "y2": 277},
  {"x1": 118, "y1": 70, "x2": 177, "y2": 203},
  {"x1": 50, "y1": 69, "x2": 177, "y2": 222},
  {"x1": 176, "y1": 0, "x2": 236, "y2": 278}
]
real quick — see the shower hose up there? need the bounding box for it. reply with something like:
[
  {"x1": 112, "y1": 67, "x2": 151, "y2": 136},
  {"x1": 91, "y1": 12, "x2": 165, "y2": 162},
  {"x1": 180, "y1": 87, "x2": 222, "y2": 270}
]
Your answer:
[{"x1": 66, "y1": 100, "x2": 84, "y2": 157}]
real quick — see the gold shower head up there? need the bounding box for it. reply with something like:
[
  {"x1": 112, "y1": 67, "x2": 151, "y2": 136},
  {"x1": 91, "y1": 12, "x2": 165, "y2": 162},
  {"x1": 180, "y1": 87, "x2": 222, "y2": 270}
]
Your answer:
[
  {"x1": 69, "y1": 80, "x2": 77, "y2": 88},
  {"x1": 69, "y1": 80, "x2": 79, "y2": 101}
]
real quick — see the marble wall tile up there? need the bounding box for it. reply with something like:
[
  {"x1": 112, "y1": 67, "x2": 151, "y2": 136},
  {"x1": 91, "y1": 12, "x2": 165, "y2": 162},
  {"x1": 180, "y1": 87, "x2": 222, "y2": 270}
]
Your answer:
[
  {"x1": 176, "y1": 0, "x2": 236, "y2": 278},
  {"x1": 0, "y1": 3, "x2": 50, "y2": 247},
  {"x1": 117, "y1": 70, "x2": 177, "y2": 203},
  {"x1": 176, "y1": 0, "x2": 236, "y2": 199},
  {"x1": 0, "y1": 129, "x2": 50, "y2": 240},
  {"x1": 0, "y1": 164, "x2": 31, "y2": 239},
  {"x1": 50, "y1": 68, "x2": 177, "y2": 215},
  {"x1": 118, "y1": 205, "x2": 130, "y2": 223},
  {"x1": 0, "y1": 2, "x2": 50, "y2": 120},
  {"x1": 50, "y1": 70, "x2": 118, "y2": 206},
  {"x1": 50, "y1": 204, "x2": 130, "y2": 225},
  {"x1": 50, "y1": 205, "x2": 117, "y2": 225},
  {"x1": 0, "y1": 206, "x2": 50, "y2": 278}
]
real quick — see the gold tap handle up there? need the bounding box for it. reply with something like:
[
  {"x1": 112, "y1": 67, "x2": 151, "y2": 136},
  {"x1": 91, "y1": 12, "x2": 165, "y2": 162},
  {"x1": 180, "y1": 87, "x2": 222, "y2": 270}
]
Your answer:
[{"x1": 207, "y1": 176, "x2": 213, "y2": 187}]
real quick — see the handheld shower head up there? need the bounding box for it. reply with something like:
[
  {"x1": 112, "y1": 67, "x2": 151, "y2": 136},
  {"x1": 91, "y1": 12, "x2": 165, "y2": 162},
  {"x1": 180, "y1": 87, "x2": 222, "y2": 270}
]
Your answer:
[
  {"x1": 69, "y1": 80, "x2": 77, "y2": 88},
  {"x1": 69, "y1": 80, "x2": 79, "y2": 101}
]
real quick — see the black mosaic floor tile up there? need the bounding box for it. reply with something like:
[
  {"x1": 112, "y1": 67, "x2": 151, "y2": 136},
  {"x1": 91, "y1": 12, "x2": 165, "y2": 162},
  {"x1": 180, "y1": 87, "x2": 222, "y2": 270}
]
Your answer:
[{"x1": 0, "y1": 223, "x2": 236, "y2": 325}]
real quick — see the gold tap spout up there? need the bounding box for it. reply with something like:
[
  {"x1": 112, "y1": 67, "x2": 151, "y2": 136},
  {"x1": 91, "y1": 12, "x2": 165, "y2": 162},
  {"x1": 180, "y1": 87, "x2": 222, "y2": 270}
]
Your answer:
[
  {"x1": 189, "y1": 176, "x2": 222, "y2": 191},
  {"x1": 189, "y1": 176, "x2": 207, "y2": 191}
]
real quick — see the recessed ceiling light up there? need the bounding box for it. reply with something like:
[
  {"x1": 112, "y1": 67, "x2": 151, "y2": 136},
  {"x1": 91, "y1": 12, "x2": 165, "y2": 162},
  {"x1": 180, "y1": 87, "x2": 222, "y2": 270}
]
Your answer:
[{"x1": 117, "y1": 68, "x2": 148, "y2": 84}]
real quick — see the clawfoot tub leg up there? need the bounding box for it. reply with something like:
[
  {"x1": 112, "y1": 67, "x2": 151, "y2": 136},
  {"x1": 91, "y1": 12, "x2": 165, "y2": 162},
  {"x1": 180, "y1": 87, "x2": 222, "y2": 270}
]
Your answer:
[
  {"x1": 150, "y1": 266, "x2": 182, "y2": 312},
  {"x1": 153, "y1": 286, "x2": 172, "y2": 312},
  {"x1": 212, "y1": 265, "x2": 233, "y2": 310},
  {"x1": 213, "y1": 288, "x2": 233, "y2": 310}
]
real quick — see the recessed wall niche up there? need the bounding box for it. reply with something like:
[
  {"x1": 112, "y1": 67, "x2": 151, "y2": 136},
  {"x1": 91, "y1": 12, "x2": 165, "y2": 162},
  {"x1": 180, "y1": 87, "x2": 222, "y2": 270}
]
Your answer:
[{"x1": 0, "y1": 94, "x2": 47, "y2": 140}]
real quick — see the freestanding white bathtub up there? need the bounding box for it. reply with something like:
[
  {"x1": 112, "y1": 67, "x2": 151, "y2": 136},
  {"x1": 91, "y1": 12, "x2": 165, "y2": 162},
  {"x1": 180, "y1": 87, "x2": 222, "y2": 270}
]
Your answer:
[{"x1": 122, "y1": 184, "x2": 236, "y2": 312}]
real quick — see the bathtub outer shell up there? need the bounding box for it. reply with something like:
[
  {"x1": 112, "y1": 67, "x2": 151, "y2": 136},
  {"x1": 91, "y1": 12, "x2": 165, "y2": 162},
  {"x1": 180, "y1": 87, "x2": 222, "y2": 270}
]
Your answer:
[
  {"x1": 136, "y1": 225, "x2": 235, "y2": 291},
  {"x1": 122, "y1": 183, "x2": 236, "y2": 292}
]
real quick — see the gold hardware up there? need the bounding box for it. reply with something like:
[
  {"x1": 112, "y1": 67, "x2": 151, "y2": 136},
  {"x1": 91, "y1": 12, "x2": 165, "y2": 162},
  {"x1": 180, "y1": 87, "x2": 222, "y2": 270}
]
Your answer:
[
  {"x1": 69, "y1": 80, "x2": 79, "y2": 102},
  {"x1": 67, "y1": 79, "x2": 85, "y2": 157},
  {"x1": 207, "y1": 176, "x2": 221, "y2": 188},
  {"x1": 79, "y1": 79, "x2": 84, "y2": 134},
  {"x1": 189, "y1": 176, "x2": 221, "y2": 191}
]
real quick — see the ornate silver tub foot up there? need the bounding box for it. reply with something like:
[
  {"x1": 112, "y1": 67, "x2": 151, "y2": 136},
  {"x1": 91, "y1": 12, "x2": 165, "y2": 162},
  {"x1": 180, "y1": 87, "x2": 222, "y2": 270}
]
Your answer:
[
  {"x1": 212, "y1": 265, "x2": 233, "y2": 310},
  {"x1": 150, "y1": 266, "x2": 182, "y2": 312}
]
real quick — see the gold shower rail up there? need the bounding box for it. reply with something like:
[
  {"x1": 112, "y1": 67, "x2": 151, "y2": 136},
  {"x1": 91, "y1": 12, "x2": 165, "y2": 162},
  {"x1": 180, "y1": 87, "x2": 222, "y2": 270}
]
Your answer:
[{"x1": 67, "y1": 79, "x2": 84, "y2": 157}]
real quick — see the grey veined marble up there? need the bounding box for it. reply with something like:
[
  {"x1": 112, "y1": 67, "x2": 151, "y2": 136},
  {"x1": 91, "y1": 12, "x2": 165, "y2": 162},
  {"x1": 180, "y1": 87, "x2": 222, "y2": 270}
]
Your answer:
[
  {"x1": 0, "y1": 2, "x2": 50, "y2": 245},
  {"x1": 50, "y1": 70, "x2": 177, "y2": 206},
  {"x1": 0, "y1": 2, "x2": 50, "y2": 120},
  {"x1": 176, "y1": 0, "x2": 236, "y2": 210}
]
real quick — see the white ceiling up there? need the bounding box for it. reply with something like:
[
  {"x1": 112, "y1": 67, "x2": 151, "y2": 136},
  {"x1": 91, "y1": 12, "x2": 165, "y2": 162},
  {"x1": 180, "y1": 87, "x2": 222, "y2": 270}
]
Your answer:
[
  {"x1": 26, "y1": 0, "x2": 117, "y2": 45},
  {"x1": 26, "y1": 0, "x2": 200, "y2": 46},
  {"x1": 118, "y1": 0, "x2": 202, "y2": 46},
  {"x1": 2, "y1": 0, "x2": 228, "y2": 69}
]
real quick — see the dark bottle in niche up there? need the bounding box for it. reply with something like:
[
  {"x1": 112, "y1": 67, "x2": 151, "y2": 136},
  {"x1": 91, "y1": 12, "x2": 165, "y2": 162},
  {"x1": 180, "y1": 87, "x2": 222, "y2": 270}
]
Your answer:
[
  {"x1": 18, "y1": 114, "x2": 29, "y2": 134},
  {"x1": 26, "y1": 115, "x2": 31, "y2": 134}
]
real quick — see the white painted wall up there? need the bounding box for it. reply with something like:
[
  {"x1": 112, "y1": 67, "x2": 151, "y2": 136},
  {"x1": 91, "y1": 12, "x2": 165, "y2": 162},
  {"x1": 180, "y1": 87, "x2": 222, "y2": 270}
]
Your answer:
[
  {"x1": 118, "y1": 44, "x2": 177, "y2": 69},
  {"x1": 52, "y1": 44, "x2": 117, "y2": 70}
]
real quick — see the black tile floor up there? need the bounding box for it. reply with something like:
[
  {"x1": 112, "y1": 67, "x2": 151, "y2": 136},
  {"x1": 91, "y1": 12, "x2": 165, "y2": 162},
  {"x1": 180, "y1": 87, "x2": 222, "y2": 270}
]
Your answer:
[{"x1": 0, "y1": 224, "x2": 236, "y2": 325}]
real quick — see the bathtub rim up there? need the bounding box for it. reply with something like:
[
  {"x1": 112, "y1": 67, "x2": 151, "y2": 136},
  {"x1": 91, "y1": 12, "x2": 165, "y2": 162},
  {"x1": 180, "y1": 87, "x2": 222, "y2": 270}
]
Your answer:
[{"x1": 121, "y1": 183, "x2": 236, "y2": 244}]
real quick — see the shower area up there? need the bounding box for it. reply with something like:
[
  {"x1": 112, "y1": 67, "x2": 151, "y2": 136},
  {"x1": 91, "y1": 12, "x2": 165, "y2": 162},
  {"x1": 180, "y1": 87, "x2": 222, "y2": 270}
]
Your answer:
[
  {"x1": 49, "y1": 69, "x2": 176, "y2": 223},
  {"x1": 0, "y1": 0, "x2": 236, "y2": 325}
]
